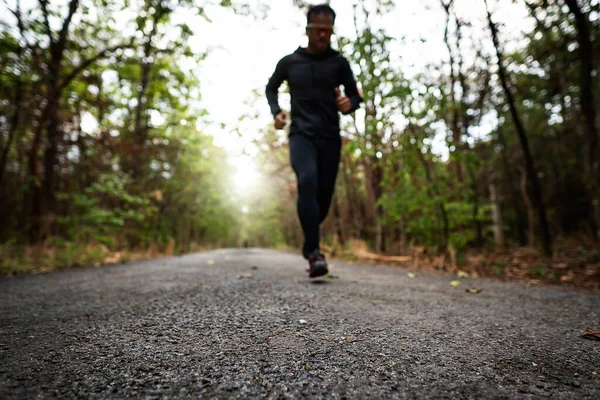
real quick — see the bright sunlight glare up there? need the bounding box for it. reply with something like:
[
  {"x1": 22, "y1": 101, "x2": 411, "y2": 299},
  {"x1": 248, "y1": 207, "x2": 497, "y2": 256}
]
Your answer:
[{"x1": 232, "y1": 156, "x2": 261, "y2": 192}]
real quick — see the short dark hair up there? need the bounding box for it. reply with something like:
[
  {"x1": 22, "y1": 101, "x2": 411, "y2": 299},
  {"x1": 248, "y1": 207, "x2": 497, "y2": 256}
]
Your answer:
[{"x1": 307, "y1": 4, "x2": 336, "y2": 24}]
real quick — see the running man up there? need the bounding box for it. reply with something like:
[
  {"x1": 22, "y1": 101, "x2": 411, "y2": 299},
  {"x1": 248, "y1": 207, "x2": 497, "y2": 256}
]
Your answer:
[{"x1": 265, "y1": 3, "x2": 363, "y2": 277}]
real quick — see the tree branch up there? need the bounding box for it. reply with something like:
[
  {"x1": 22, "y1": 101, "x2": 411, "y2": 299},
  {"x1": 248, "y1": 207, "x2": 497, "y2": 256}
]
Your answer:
[
  {"x1": 38, "y1": 0, "x2": 53, "y2": 45},
  {"x1": 57, "y1": 0, "x2": 80, "y2": 51},
  {"x1": 58, "y1": 42, "x2": 132, "y2": 93}
]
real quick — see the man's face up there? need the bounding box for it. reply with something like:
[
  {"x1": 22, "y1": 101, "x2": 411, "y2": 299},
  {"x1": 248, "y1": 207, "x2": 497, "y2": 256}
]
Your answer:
[{"x1": 306, "y1": 12, "x2": 334, "y2": 53}]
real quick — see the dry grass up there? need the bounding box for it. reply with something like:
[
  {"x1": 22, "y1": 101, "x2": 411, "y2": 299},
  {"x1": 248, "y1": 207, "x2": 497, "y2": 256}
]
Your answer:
[
  {"x1": 3, "y1": 238, "x2": 598, "y2": 291},
  {"x1": 321, "y1": 238, "x2": 599, "y2": 291},
  {"x1": 0, "y1": 239, "x2": 214, "y2": 275}
]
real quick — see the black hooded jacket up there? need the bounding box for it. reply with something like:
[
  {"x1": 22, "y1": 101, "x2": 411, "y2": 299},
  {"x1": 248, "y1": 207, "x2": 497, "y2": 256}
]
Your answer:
[{"x1": 266, "y1": 47, "x2": 363, "y2": 139}]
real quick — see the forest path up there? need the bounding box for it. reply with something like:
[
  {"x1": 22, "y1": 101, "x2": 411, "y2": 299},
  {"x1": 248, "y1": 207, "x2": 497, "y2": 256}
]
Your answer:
[{"x1": 1, "y1": 248, "x2": 599, "y2": 399}]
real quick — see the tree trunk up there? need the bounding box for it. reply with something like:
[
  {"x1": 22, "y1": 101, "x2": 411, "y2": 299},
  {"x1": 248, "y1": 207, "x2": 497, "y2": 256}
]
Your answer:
[
  {"x1": 455, "y1": 21, "x2": 484, "y2": 247},
  {"x1": 445, "y1": 1, "x2": 484, "y2": 247},
  {"x1": 131, "y1": 59, "x2": 151, "y2": 179},
  {"x1": 361, "y1": 157, "x2": 377, "y2": 223},
  {"x1": 519, "y1": 167, "x2": 535, "y2": 247},
  {"x1": 472, "y1": 189, "x2": 483, "y2": 246},
  {"x1": 333, "y1": 194, "x2": 346, "y2": 247},
  {"x1": 373, "y1": 161, "x2": 385, "y2": 253},
  {"x1": 28, "y1": 95, "x2": 54, "y2": 241},
  {"x1": 0, "y1": 1, "x2": 24, "y2": 189},
  {"x1": 375, "y1": 216, "x2": 383, "y2": 253},
  {"x1": 340, "y1": 154, "x2": 358, "y2": 239},
  {"x1": 496, "y1": 127, "x2": 527, "y2": 245},
  {"x1": 28, "y1": 125, "x2": 44, "y2": 242},
  {"x1": 31, "y1": 0, "x2": 80, "y2": 239},
  {"x1": 441, "y1": 0, "x2": 464, "y2": 183},
  {"x1": 410, "y1": 125, "x2": 450, "y2": 247},
  {"x1": 130, "y1": 5, "x2": 168, "y2": 179},
  {"x1": 0, "y1": 74, "x2": 21, "y2": 189},
  {"x1": 42, "y1": 86, "x2": 60, "y2": 222},
  {"x1": 399, "y1": 215, "x2": 407, "y2": 254},
  {"x1": 362, "y1": 156, "x2": 384, "y2": 252},
  {"x1": 489, "y1": 174, "x2": 504, "y2": 248},
  {"x1": 485, "y1": 0, "x2": 552, "y2": 255},
  {"x1": 563, "y1": 0, "x2": 600, "y2": 241}
]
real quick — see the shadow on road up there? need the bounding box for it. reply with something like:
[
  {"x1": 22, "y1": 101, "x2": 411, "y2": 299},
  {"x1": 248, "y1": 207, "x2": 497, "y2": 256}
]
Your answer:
[{"x1": 310, "y1": 279, "x2": 331, "y2": 285}]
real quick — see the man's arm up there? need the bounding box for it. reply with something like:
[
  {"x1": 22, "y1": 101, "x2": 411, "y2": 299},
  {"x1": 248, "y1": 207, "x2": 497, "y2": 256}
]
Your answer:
[
  {"x1": 339, "y1": 58, "x2": 363, "y2": 114},
  {"x1": 266, "y1": 57, "x2": 288, "y2": 118}
]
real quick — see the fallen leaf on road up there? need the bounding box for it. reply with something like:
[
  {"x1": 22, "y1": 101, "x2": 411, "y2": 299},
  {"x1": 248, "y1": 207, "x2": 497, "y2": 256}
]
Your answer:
[
  {"x1": 457, "y1": 271, "x2": 470, "y2": 278},
  {"x1": 582, "y1": 328, "x2": 600, "y2": 341},
  {"x1": 346, "y1": 337, "x2": 355, "y2": 343},
  {"x1": 450, "y1": 280, "x2": 461, "y2": 287},
  {"x1": 236, "y1": 273, "x2": 254, "y2": 279},
  {"x1": 407, "y1": 272, "x2": 416, "y2": 278},
  {"x1": 207, "y1": 260, "x2": 215, "y2": 265},
  {"x1": 466, "y1": 288, "x2": 482, "y2": 294},
  {"x1": 560, "y1": 273, "x2": 573, "y2": 282}
]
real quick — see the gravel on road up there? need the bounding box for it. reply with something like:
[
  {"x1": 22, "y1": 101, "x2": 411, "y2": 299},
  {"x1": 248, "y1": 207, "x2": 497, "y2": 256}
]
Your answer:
[{"x1": 1, "y1": 248, "x2": 599, "y2": 399}]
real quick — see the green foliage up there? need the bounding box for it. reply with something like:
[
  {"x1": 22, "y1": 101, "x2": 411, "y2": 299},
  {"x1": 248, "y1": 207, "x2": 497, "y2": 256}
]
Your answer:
[
  {"x1": 57, "y1": 174, "x2": 154, "y2": 248},
  {"x1": 492, "y1": 262, "x2": 506, "y2": 277},
  {"x1": 0, "y1": 0, "x2": 247, "y2": 270},
  {"x1": 236, "y1": 127, "x2": 296, "y2": 249},
  {"x1": 0, "y1": 240, "x2": 110, "y2": 274},
  {"x1": 531, "y1": 263, "x2": 547, "y2": 279}
]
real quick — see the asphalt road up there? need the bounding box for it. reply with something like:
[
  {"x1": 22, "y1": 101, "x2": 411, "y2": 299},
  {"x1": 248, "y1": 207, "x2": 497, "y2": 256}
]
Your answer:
[{"x1": 1, "y1": 248, "x2": 599, "y2": 399}]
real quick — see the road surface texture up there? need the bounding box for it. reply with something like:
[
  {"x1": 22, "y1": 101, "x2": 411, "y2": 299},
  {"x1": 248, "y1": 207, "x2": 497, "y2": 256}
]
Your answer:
[{"x1": 1, "y1": 248, "x2": 599, "y2": 399}]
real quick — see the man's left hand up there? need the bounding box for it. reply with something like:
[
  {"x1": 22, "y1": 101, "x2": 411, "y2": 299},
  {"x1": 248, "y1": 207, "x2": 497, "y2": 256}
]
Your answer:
[{"x1": 335, "y1": 88, "x2": 351, "y2": 114}]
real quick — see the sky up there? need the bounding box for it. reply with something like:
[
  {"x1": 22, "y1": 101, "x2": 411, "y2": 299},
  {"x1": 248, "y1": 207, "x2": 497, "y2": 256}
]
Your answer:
[{"x1": 190, "y1": 0, "x2": 528, "y2": 128}]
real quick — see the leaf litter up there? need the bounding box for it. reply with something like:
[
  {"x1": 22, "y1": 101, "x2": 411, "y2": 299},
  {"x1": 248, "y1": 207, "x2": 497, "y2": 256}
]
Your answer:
[{"x1": 582, "y1": 329, "x2": 600, "y2": 341}]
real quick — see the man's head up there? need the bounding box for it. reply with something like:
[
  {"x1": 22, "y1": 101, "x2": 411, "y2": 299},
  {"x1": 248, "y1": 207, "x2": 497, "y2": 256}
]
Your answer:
[{"x1": 306, "y1": 4, "x2": 336, "y2": 54}]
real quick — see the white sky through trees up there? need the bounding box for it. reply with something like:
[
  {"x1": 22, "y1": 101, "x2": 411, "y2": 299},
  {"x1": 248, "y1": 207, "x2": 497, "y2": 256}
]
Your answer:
[
  {"x1": 189, "y1": 0, "x2": 530, "y2": 192},
  {"x1": 1, "y1": 0, "x2": 532, "y2": 194}
]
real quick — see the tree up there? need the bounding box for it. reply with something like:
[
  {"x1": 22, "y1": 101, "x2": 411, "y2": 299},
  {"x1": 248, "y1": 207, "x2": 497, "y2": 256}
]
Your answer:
[
  {"x1": 563, "y1": 0, "x2": 600, "y2": 241},
  {"x1": 484, "y1": 0, "x2": 552, "y2": 256},
  {"x1": 19, "y1": 0, "x2": 130, "y2": 239}
]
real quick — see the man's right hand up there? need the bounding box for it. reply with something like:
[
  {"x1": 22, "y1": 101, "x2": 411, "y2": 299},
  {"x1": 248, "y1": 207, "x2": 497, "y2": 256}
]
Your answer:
[{"x1": 274, "y1": 111, "x2": 288, "y2": 130}]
